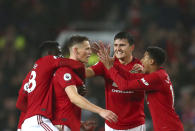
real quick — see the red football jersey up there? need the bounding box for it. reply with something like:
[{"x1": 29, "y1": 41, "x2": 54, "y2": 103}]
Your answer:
[
  {"x1": 16, "y1": 71, "x2": 31, "y2": 112},
  {"x1": 16, "y1": 73, "x2": 29, "y2": 129},
  {"x1": 18, "y1": 55, "x2": 84, "y2": 120},
  {"x1": 17, "y1": 112, "x2": 26, "y2": 129},
  {"x1": 52, "y1": 66, "x2": 84, "y2": 130},
  {"x1": 91, "y1": 58, "x2": 145, "y2": 130},
  {"x1": 109, "y1": 67, "x2": 184, "y2": 131},
  {"x1": 16, "y1": 71, "x2": 32, "y2": 129}
]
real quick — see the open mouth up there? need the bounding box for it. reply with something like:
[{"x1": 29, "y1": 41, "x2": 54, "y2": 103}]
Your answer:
[{"x1": 116, "y1": 51, "x2": 124, "y2": 55}]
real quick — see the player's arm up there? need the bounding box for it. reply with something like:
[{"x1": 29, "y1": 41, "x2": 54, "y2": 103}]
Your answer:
[
  {"x1": 85, "y1": 67, "x2": 95, "y2": 78},
  {"x1": 16, "y1": 88, "x2": 27, "y2": 112},
  {"x1": 65, "y1": 85, "x2": 117, "y2": 123},
  {"x1": 109, "y1": 67, "x2": 162, "y2": 91},
  {"x1": 86, "y1": 61, "x2": 106, "y2": 78},
  {"x1": 48, "y1": 56, "x2": 85, "y2": 70},
  {"x1": 16, "y1": 75, "x2": 29, "y2": 112}
]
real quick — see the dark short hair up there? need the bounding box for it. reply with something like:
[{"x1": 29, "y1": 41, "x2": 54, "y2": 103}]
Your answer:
[
  {"x1": 36, "y1": 41, "x2": 60, "y2": 59},
  {"x1": 146, "y1": 46, "x2": 166, "y2": 66},
  {"x1": 62, "y1": 35, "x2": 89, "y2": 55},
  {"x1": 114, "y1": 31, "x2": 134, "y2": 45}
]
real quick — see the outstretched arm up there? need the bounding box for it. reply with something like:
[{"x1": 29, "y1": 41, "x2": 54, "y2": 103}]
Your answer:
[
  {"x1": 109, "y1": 67, "x2": 162, "y2": 91},
  {"x1": 65, "y1": 85, "x2": 118, "y2": 123}
]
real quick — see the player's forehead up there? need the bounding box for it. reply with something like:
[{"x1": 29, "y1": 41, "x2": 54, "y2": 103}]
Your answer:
[
  {"x1": 114, "y1": 39, "x2": 129, "y2": 45},
  {"x1": 77, "y1": 40, "x2": 90, "y2": 48}
]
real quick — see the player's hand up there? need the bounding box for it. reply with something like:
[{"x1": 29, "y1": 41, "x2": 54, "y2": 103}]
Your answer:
[
  {"x1": 96, "y1": 42, "x2": 114, "y2": 69},
  {"x1": 99, "y1": 109, "x2": 118, "y2": 123},
  {"x1": 130, "y1": 64, "x2": 144, "y2": 73},
  {"x1": 90, "y1": 42, "x2": 100, "y2": 54},
  {"x1": 81, "y1": 120, "x2": 97, "y2": 131}
]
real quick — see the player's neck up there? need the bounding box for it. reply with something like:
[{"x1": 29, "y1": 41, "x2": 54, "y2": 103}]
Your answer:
[
  {"x1": 69, "y1": 55, "x2": 77, "y2": 61},
  {"x1": 119, "y1": 55, "x2": 133, "y2": 65},
  {"x1": 69, "y1": 55, "x2": 85, "y2": 64},
  {"x1": 149, "y1": 66, "x2": 159, "y2": 73}
]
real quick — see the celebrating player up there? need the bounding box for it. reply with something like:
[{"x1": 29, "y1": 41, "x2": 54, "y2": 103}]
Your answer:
[
  {"x1": 86, "y1": 32, "x2": 146, "y2": 131},
  {"x1": 16, "y1": 41, "x2": 85, "y2": 131},
  {"x1": 98, "y1": 45, "x2": 184, "y2": 131},
  {"x1": 51, "y1": 35, "x2": 118, "y2": 131}
]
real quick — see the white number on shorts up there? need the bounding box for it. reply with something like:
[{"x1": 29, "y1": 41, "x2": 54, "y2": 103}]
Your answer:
[
  {"x1": 24, "y1": 71, "x2": 37, "y2": 93},
  {"x1": 170, "y1": 85, "x2": 174, "y2": 107}
]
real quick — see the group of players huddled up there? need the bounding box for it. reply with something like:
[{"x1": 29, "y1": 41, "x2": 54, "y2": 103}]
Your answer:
[{"x1": 16, "y1": 32, "x2": 184, "y2": 131}]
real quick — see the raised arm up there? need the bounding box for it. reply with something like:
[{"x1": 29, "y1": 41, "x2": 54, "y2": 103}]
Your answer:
[{"x1": 96, "y1": 42, "x2": 162, "y2": 91}]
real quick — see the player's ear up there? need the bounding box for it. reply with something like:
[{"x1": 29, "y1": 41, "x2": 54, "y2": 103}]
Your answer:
[
  {"x1": 72, "y1": 47, "x2": 79, "y2": 56},
  {"x1": 150, "y1": 59, "x2": 155, "y2": 65},
  {"x1": 130, "y1": 44, "x2": 135, "y2": 51}
]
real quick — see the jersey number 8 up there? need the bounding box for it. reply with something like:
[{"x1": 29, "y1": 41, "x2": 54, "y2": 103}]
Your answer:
[{"x1": 24, "y1": 71, "x2": 37, "y2": 93}]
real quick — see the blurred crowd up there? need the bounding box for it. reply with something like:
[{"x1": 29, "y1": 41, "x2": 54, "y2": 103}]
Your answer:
[{"x1": 0, "y1": 0, "x2": 194, "y2": 130}]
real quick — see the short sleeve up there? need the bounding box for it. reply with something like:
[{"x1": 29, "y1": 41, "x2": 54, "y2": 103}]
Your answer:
[
  {"x1": 91, "y1": 61, "x2": 105, "y2": 76},
  {"x1": 16, "y1": 72, "x2": 30, "y2": 112},
  {"x1": 137, "y1": 72, "x2": 162, "y2": 91},
  {"x1": 55, "y1": 67, "x2": 77, "y2": 89},
  {"x1": 46, "y1": 55, "x2": 62, "y2": 68}
]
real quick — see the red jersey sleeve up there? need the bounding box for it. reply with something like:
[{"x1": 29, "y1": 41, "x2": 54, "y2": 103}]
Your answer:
[
  {"x1": 46, "y1": 56, "x2": 85, "y2": 71},
  {"x1": 46, "y1": 56, "x2": 67, "y2": 68},
  {"x1": 91, "y1": 61, "x2": 105, "y2": 76},
  {"x1": 16, "y1": 86, "x2": 27, "y2": 112},
  {"x1": 109, "y1": 67, "x2": 162, "y2": 91},
  {"x1": 16, "y1": 72, "x2": 30, "y2": 112},
  {"x1": 113, "y1": 64, "x2": 144, "y2": 80},
  {"x1": 55, "y1": 67, "x2": 78, "y2": 89},
  {"x1": 135, "y1": 72, "x2": 163, "y2": 91}
]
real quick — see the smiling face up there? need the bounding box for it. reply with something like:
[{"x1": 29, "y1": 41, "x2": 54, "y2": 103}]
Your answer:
[
  {"x1": 75, "y1": 40, "x2": 92, "y2": 64},
  {"x1": 114, "y1": 39, "x2": 134, "y2": 61}
]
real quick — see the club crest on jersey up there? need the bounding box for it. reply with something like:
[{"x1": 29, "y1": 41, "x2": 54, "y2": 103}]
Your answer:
[
  {"x1": 64, "y1": 73, "x2": 71, "y2": 81},
  {"x1": 112, "y1": 82, "x2": 118, "y2": 87},
  {"x1": 141, "y1": 78, "x2": 149, "y2": 86}
]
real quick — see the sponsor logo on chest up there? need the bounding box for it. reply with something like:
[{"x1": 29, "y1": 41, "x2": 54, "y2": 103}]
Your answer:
[{"x1": 111, "y1": 82, "x2": 134, "y2": 94}]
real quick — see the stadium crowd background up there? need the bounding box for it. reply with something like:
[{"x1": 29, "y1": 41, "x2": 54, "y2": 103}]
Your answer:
[{"x1": 0, "y1": 0, "x2": 194, "y2": 130}]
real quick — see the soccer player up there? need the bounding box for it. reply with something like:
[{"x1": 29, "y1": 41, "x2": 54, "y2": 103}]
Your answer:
[
  {"x1": 98, "y1": 45, "x2": 184, "y2": 131},
  {"x1": 86, "y1": 32, "x2": 146, "y2": 131},
  {"x1": 16, "y1": 41, "x2": 85, "y2": 131},
  {"x1": 51, "y1": 35, "x2": 118, "y2": 131}
]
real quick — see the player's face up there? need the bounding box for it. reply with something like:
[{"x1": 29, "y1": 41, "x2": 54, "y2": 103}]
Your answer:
[
  {"x1": 114, "y1": 39, "x2": 134, "y2": 60},
  {"x1": 141, "y1": 52, "x2": 152, "y2": 73},
  {"x1": 76, "y1": 41, "x2": 92, "y2": 64}
]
